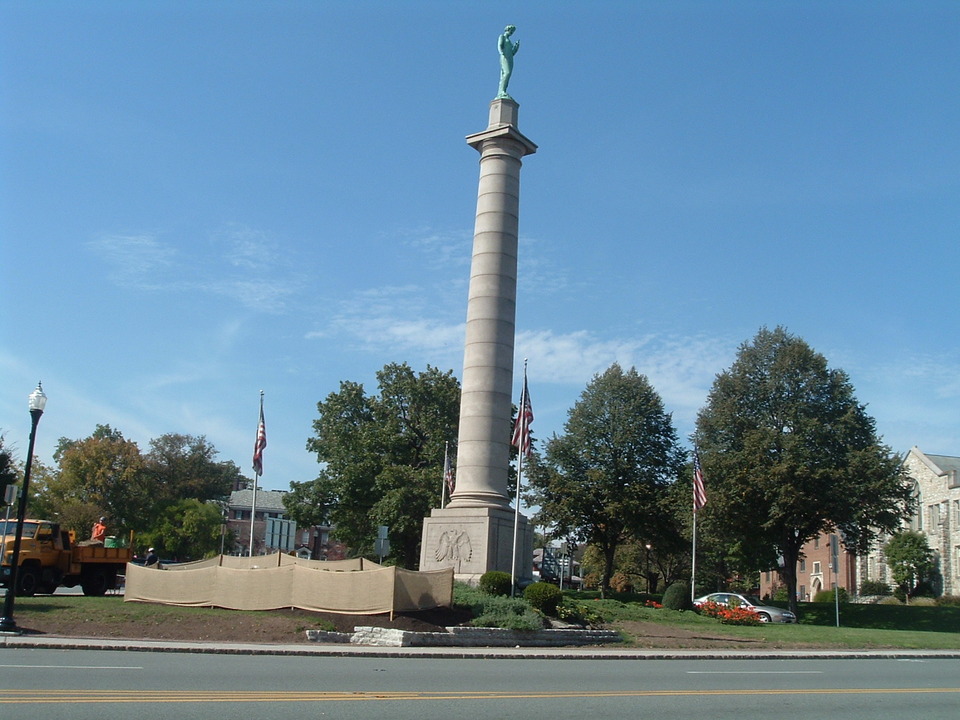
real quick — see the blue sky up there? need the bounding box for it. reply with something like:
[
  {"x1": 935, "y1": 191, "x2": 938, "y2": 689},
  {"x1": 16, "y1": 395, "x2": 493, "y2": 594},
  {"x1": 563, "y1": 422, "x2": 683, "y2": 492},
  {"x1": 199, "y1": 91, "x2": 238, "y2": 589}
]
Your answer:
[{"x1": 2, "y1": 1, "x2": 958, "y2": 493}]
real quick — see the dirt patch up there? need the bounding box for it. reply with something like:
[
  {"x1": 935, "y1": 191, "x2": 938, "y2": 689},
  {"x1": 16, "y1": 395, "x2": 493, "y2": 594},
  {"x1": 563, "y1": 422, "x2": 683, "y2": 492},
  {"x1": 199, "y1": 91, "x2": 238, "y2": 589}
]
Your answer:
[{"x1": 16, "y1": 604, "x2": 477, "y2": 645}]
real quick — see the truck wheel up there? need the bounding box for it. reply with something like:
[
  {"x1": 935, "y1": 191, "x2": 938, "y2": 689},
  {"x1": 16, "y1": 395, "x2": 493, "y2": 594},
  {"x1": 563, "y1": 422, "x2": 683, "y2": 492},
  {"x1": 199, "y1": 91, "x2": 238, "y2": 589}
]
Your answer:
[
  {"x1": 16, "y1": 568, "x2": 39, "y2": 597},
  {"x1": 81, "y1": 569, "x2": 110, "y2": 596}
]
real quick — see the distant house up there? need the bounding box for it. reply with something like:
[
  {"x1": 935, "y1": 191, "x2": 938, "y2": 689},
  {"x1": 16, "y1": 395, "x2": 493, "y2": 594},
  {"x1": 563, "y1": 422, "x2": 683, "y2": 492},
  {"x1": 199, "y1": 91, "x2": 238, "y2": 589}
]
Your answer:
[
  {"x1": 225, "y1": 487, "x2": 345, "y2": 560},
  {"x1": 760, "y1": 447, "x2": 960, "y2": 599}
]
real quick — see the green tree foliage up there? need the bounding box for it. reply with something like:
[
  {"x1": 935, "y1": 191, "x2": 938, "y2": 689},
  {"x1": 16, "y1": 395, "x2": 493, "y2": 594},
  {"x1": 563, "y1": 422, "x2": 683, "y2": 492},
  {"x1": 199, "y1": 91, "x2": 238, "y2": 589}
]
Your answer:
[
  {"x1": 48, "y1": 425, "x2": 149, "y2": 538},
  {"x1": 528, "y1": 364, "x2": 684, "y2": 596},
  {"x1": 299, "y1": 363, "x2": 460, "y2": 568},
  {"x1": 884, "y1": 530, "x2": 935, "y2": 601},
  {"x1": 39, "y1": 426, "x2": 238, "y2": 552},
  {"x1": 0, "y1": 434, "x2": 17, "y2": 501},
  {"x1": 695, "y1": 327, "x2": 911, "y2": 614},
  {"x1": 143, "y1": 433, "x2": 240, "y2": 508},
  {"x1": 139, "y1": 498, "x2": 226, "y2": 560}
]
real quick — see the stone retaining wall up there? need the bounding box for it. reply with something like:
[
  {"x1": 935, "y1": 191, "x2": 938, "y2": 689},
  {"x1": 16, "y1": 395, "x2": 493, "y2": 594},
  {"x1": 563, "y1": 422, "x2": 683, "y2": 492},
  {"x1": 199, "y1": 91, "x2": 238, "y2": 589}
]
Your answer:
[{"x1": 306, "y1": 626, "x2": 621, "y2": 647}]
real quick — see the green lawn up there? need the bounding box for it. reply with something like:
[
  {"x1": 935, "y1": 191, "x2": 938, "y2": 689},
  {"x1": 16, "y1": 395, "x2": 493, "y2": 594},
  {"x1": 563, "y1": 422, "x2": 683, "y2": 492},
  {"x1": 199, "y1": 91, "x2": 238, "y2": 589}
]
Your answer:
[{"x1": 565, "y1": 592, "x2": 960, "y2": 650}]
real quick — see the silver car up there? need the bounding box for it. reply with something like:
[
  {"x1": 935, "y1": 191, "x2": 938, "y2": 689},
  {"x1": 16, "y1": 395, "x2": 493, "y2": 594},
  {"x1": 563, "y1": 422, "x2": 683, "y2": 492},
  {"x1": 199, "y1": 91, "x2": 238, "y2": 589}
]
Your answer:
[{"x1": 693, "y1": 592, "x2": 797, "y2": 623}]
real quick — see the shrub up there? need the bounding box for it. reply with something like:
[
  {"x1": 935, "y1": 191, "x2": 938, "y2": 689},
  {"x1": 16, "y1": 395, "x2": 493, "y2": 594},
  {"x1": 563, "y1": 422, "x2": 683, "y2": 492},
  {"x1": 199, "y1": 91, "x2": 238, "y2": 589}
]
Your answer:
[
  {"x1": 878, "y1": 595, "x2": 902, "y2": 605},
  {"x1": 909, "y1": 596, "x2": 937, "y2": 607},
  {"x1": 813, "y1": 587, "x2": 849, "y2": 604},
  {"x1": 454, "y1": 581, "x2": 543, "y2": 630},
  {"x1": 771, "y1": 585, "x2": 790, "y2": 602},
  {"x1": 609, "y1": 572, "x2": 634, "y2": 593},
  {"x1": 479, "y1": 570, "x2": 513, "y2": 596},
  {"x1": 555, "y1": 599, "x2": 603, "y2": 626},
  {"x1": 661, "y1": 582, "x2": 692, "y2": 611},
  {"x1": 469, "y1": 595, "x2": 544, "y2": 631},
  {"x1": 935, "y1": 595, "x2": 960, "y2": 607},
  {"x1": 523, "y1": 582, "x2": 563, "y2": 616},
  {"x1": 859, "y1": 579, "x2": 892, "y2": 596}
]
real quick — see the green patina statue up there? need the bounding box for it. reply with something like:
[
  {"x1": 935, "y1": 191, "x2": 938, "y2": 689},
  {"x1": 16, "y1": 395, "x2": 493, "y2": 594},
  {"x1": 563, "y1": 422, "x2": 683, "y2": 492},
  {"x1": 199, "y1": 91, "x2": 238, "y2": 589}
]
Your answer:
[{"x1": 497, "y1": 25, "x2": 519, "y2": 100}]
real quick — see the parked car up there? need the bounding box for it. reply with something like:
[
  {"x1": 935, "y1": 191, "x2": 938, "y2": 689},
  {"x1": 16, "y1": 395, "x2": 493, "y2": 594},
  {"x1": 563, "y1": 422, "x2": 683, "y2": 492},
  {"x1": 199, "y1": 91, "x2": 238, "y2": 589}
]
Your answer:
[{"x1": 693, "y1": 592, "x2": 797, "y2": 623}]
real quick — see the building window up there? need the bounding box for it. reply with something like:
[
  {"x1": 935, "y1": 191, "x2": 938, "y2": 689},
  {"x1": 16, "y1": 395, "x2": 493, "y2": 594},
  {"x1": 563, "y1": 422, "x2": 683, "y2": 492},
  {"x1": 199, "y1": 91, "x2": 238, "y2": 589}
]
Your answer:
[
  {"x1": 799, "y1": 559, "x2": 806, "y2": 572},
  {"x1": 912, "y1": 482, "x2": 922, "y2": 531},
  {"x1": 813, "y1": 561, "x2": 821, "y2": 575},
  {"x1": 814, "y1": 536, "x2": 820, "y2": 549}
]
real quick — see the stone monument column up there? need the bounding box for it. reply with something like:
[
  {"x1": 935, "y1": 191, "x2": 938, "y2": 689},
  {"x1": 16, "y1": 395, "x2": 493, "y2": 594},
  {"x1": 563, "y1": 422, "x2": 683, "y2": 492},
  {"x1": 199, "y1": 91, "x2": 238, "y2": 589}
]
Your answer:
[
  {"x1": 419, "y1": 96, "x2": 536, "y2": 582},
  {"x1": 448, "y1": 98, "x2": 536, "y2": 510}
]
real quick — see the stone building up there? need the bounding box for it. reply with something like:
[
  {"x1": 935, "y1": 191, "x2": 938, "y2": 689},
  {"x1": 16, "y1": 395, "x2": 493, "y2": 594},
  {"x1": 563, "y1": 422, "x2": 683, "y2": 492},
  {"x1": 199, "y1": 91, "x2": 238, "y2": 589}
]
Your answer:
[{"x1": 856, "y1": 447, "x2": 960, "y2": 596}]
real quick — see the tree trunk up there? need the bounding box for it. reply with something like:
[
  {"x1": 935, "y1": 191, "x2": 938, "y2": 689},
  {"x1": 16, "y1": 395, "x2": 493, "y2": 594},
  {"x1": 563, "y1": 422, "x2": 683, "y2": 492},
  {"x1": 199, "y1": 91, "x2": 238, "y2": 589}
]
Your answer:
[
  {"x1": 780, "y1": 543, "x2": 801, "y2": 616},
  {"x1": 601, "y1": 544, "x2": 616, "y2": 599}
]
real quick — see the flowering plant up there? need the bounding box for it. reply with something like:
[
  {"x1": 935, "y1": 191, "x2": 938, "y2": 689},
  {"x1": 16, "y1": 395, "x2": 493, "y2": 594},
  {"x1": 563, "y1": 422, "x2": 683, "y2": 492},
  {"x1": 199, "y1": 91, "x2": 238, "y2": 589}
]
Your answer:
[
  {"x1": 644, "y1": 600, "x2": 662, "y2": 609},
  {"x1": 696, "y1": 600, "x2": 762, "y2": 626}
]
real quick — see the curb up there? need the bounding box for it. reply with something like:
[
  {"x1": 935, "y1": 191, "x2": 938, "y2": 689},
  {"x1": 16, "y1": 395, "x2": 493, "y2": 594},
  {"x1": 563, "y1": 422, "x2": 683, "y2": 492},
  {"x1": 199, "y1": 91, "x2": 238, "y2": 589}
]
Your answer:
[{"x1": 3, "y1": 634, "x2": 960, "y2": 660}]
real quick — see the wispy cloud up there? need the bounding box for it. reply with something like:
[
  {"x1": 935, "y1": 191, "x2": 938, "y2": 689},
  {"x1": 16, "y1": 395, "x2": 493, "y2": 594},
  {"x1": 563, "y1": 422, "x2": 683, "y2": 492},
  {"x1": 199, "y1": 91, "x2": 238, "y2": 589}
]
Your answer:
[
  {"x1": 404, "y1": 227, "x2": 472, "y2": 271},
  {"x1": 87, "y1": 233, "x2": 177, "y2": 286},
  {"x1": 88, "y1": 225, "x2": 302, "y2": 312}
]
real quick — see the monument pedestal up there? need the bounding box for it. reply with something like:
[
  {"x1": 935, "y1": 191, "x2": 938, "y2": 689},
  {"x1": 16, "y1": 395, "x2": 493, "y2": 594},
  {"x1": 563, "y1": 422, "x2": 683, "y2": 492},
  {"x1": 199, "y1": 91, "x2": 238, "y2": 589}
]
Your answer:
[{"x1": 419, "y1": 506, "x2": 533, "y2": 585}]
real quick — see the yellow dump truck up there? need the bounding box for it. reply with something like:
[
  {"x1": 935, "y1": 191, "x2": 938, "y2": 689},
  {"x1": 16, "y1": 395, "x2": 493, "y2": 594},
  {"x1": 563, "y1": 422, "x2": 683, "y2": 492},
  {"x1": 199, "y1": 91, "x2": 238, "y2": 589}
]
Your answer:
[{"x1": 0, "y1": 519, "x2": 131, "y2": 596}]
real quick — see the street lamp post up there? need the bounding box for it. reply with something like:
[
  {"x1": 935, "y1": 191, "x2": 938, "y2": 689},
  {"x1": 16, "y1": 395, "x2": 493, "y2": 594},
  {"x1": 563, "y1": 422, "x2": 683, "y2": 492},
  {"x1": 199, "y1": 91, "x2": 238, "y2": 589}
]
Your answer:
[
  {"x1": 645, "y1": 543, "x2": 652, "y2": 594},
  {"x1": 0, "y1": 383, "x2": 48, "y2": 634}
]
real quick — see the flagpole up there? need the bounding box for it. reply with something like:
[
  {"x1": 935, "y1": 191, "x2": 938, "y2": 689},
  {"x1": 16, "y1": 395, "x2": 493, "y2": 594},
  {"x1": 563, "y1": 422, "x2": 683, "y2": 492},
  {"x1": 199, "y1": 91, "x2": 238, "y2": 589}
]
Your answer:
[
  {"x1": 690, "y1": 447, "x2": 706, "y2": 602},
  {"x1": 250, "y1": 391, "x2": 265, "y2": 558},
  {"x1": 691, "y1": 507, "x2": 698, "y2": 603},
  {"x1": 510, "y1": 360, "x2": 528, "y2": 597}
]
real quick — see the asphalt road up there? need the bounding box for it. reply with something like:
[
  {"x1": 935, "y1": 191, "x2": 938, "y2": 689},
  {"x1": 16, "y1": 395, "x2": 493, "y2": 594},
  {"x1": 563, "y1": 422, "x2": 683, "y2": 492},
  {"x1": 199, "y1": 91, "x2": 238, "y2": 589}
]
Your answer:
[{"x1": 1, "y1": 649, "x2": 957, "y2": 719}]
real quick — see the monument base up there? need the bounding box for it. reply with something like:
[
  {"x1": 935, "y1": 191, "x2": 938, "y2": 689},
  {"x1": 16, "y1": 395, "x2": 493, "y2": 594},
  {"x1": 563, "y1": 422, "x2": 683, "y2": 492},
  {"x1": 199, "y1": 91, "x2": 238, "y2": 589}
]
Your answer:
[{"x1": 419, "y1": 505, "x2": 533, "y2": 586}]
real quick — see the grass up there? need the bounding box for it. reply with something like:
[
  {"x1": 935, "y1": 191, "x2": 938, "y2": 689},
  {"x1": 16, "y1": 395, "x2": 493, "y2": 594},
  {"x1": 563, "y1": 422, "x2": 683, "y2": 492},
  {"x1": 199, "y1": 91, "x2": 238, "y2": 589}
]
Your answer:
[
  {"x1": 11, "y1": 592, "x2": 960, "y2": 650},
  {"x1": 563, "y1": 591, "x2": 960, "y2": 650}
]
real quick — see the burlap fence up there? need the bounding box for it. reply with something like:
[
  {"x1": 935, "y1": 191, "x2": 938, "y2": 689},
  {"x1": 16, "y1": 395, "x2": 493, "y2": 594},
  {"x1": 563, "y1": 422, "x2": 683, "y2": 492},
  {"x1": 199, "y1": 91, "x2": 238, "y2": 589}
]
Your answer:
[{"x1": 124, "y1": 554, "x2": 453, "y2": 617}]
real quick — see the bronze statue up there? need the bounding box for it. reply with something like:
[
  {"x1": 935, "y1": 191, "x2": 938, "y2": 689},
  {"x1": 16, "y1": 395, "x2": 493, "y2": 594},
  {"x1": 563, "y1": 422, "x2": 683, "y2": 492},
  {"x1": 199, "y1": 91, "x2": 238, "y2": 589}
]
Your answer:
[{"x1": 497, "y1": 25, "x2": 519, "y2": 100}]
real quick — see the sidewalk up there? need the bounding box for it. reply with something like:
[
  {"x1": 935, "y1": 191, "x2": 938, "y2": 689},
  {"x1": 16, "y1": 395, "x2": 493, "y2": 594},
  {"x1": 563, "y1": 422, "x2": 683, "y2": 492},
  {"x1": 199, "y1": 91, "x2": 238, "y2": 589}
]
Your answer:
[{"x1": 3, "y1": 633, "x2": 960, "y2": 660}]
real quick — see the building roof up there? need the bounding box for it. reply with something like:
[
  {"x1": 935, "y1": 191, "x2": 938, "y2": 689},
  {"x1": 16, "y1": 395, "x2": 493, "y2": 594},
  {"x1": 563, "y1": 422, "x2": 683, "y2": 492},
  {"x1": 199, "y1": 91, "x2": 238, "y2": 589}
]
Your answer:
[
  {"x1": 924, "y1": 453, "x2": 960, "y2": 475},
  {"x1": 228, "y1": 488, "x2": 288, "y2": 513}
]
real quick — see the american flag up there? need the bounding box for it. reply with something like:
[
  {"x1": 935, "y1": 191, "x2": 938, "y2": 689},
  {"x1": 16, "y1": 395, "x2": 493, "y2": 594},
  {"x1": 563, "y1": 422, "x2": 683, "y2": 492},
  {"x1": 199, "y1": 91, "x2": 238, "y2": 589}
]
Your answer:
[
  {"x1": 443, "y1": 448, "x2": 455, "y2": 495},
  {"x1": 693, "y1": 448, "x2": 707, "y2": 512},
  {"x1": 252, "y1": 400, "x2": 267, "y2": 476},
  {"x1": 511, "y1": 375, "x2": 534, "y2": 457}
]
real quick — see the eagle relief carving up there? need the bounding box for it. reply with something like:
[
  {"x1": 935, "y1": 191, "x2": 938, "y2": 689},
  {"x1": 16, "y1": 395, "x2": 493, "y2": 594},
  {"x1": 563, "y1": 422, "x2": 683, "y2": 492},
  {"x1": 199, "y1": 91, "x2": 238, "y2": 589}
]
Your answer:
[{"x1": 434, "y1": 528, "x2": 473, "y2": 563}]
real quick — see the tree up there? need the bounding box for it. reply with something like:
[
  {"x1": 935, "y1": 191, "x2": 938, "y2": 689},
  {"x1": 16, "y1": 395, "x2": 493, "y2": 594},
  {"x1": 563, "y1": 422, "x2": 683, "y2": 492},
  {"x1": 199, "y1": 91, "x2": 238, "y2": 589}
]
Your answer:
[
  {"x1": 139, "y1": 498, "x2": 226, "y2": 561},
  {"x1": 47, "y1": 425, "x2": 150, "y2": 538},
  {"x1": 527, "y1": 364, "x2": 684, "y2": 596},
  {"x1": 298, "y1": 363, "x2": 460, "y2": 568},
  {"x1": 884, "y1": 530, "x2": 934, "y2": 601},
  {"x1": 0, "y1": 434, "x2": 17, "y2": 502},
  {"x1": 695, "y1": 327, "x2": 911, "y2": 614},
  {"x1": 143, "y1": 433, "x2": 241, "y2": 508}
]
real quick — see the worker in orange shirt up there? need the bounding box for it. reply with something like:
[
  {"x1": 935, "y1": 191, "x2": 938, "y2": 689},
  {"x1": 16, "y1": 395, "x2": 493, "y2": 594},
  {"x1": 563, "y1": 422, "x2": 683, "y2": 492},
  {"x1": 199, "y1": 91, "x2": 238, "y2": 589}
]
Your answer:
[{"x1": 91, "y1": 517, "x2": 107, "y2": 543}]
